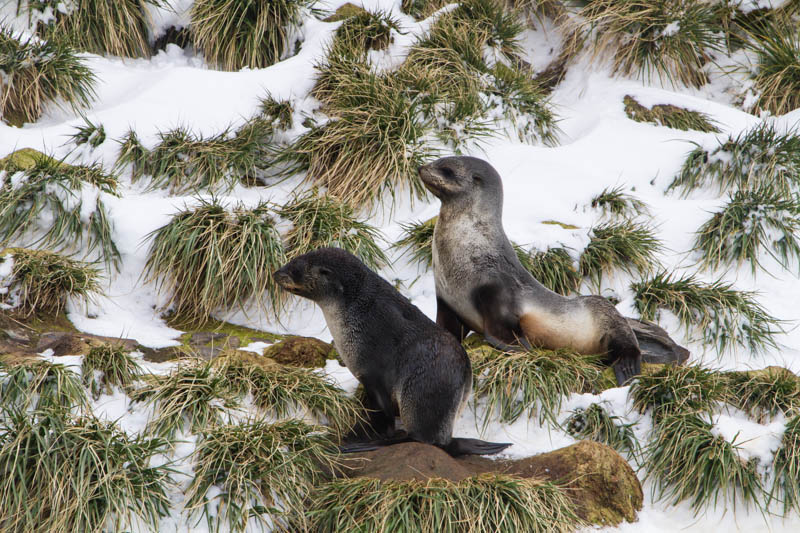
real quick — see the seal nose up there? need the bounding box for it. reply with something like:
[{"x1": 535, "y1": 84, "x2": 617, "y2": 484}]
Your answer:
[{"x1": 273, "y1": 267, "x2": 291, "y2": 287}]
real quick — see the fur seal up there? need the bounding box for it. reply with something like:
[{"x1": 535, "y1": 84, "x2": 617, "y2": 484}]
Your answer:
[
  {"x1": 274, "y1": 247, "x2": 511, "y2": 456},
  {"x1": 418, "y1": 156, "x2": 642, "y2": 385}
]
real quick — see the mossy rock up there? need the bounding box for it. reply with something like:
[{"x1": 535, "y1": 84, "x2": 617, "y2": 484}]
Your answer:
[
  {"x1": 0, "y1": 148, "x2": 65, "y2": 172},
  {"x1": 324, "y1": 2, "x2": 369, "y2": 22},
  {"x1": 342, "y1": 440, "x2": 641, "y2": 527},
  {"x1": 263, "y1": 336, "x2": 338, "y2": 368}
]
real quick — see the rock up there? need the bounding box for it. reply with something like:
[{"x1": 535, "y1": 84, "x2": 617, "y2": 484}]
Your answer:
[
  {"x1": 187, "y1": 332, "x2": 242, "y2": 360},
  {"x1": 0, "y1": 148, "x2": 50, "y2": 170},
  {"x1": 34, "y1": 331, "x2": 139, "y2": 357},
  {"x1": 342, "y1": 440, "x2": 642, "y2": 527},
  {"x1": 263, "y1": 336, "x2": 337, "y2": 368}
]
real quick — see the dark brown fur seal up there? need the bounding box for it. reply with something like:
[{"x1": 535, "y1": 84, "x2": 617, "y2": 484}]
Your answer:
[
  {"x1": 274, "y1": 247, "x2": 511, "y2": 456},
  {"x1": 419, "y1": 156, "x2": 642, "y2": 385}
]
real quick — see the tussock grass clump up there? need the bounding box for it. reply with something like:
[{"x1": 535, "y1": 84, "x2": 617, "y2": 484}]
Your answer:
[
  {"x1": 631, "y1": 271, "x2": 781, "y2": 354},
  {"x1": 515, "y1": 245, "x2": 582, "y2": 295},
  {"x1": 644, "y1": 412, "x2": 762, "y2": 512},
  {"x1": 770, "y1": 415, "x2": 800, "y2": 515},
  {"x1": 747, "y1": 16, "x2": 800, "y2": 115},
  {"x1": 0, "y1": 27, "x2": 96, "y2": 126},
  {"x1": 0, "y1": 152, "x2": 120, "y2": 268},
  {"x1": 724, "y1": 368, "x2": 800, "y2": 423},
  {"x1": 0, "y1": 410, "x2": 172, "y2": 532},
  {"x1": 591, "y1": 185, "x2": 649, "y2": 219},
  {"x1": 259, "y1": 94, "x2": 293, "y2": 130},
  {"x1": 575, "y1": 0, "x2": 723, "y2": 87},
  {"x1": 278, "y1": 191, "x2": 388, "y2": 269},
  {"x1": 630, "y1": 364, "x2": 725, "y2": 423},
  {"x1": 579, "y1": 220, "x2": 662, "y2": 287},
  {"x1": 144, "y1": 198, "x2": 286, "y2": 324},
  {"x1": 213, "y1": 352, "x2": 362, "y2": 436},
  {"x1": 693, "y1": 186, "x2": 800, "y2": 274},
  {"x1": 124, "y1": 121, "x2": 273, "y2": 193},
  {"x1": 623, "y1": 95, "x2": 719, "y2": 132},
  {"x1": 186, "y1": 419, "x2": 339, "y2": 533},
  {"x1": 331, "y1": 8, "x2": 399, "y2": 55},
  {"x1": 564, "y1": 403, "x2": 638, "y2": 455},
  {"x1": 69, "y1": 116, "x2": 106, "y2": 148},
  {"x1": 28, "y1": 0, "x2": 157, "y2": 58},
  {"x1": 401, "y1": 0, "x2": 449, "y2": 20},
  {"x1": 0, "y1": 249, "x2": 100, "y2": 317},
  {"x1": 81, "y1": 343, "x2": 142, "y2": 397},
  {"x1": 470, "y1": 345, "x2": 602, "y2": 429},
  {"x1": 395, "y1": 216, "x2": 437, "y2": 269},
  {"x1": 191, "y1": 0, "x2": 311, "y2": 70},
  {"x1": 669, "y1": 123, "x2": 800, "y2": 196},
  {"x1": 298, "y1": 474, "x2": 580, "y2": 533},
  {"x1": 278, "y1": 56, "x2": 431, "y2": 210},
  {"x1": 130, "y1": 361, "x2": 239, "y2": 438},
  {"x1": 0, "y1": 359, "x2": 87, "y2": 414}
]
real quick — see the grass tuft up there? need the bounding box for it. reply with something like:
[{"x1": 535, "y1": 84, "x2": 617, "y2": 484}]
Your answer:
[
  {"x1": 644, "y1": 412, "x2": 762, "y2": 513},
  {"x1": 297, "y1": 474, "x2": 581, "y2": 533},
  {"x1": 81, "y1": 343, "x2": 142, "y2": 398},
  {"x1": 724, "y1": 368, "x2": 800, "y2": 423},
  {"x1": 395, "y1": 216, "x2": 438, "y2": 269},
  {"x1": 693, "y1": 186, "x2": 800, "y2": 275},
  {"x1": 130, "y1": 361, "x2": 239, "y2": 438},
  {"x1": 575, "y1": 0, "x2": 723, "y2": 87},
  {"x1": 331, "y1": 8, "x2": 400, "y2": 55},
  {"x1": 401, "y1": 0, "x2": 450, "y2": 20},
  {"x1": 186, "y1": 419, "x2": 339, "y2": 533},
  {"x1": 0, "y1": 152, "x2": 120, "y2": 268},
  {"x1": 591, "y1": 185, "x2": 649, "y2": 219},
  {"x1": 623, "y1": 95, "x2": 719, "y2": 132},
  {"x1": 213, "y1": 352, "x2": 363, "y2": 436},
  {"x1": 669, "y1": 123, "x2": 800, "y2": 196},
  {"x1": 770, "y1": 415, "x2": 800, "y2": 515},
  {"x1": 0, "y1": 249, "x2": 101, "y2": 317},
  {"x1": 69, "y1": 115, "x2": 107, "y2": 148},
  {"x1": 0, "y1": 359, "x2": 87, "y2": 414},
  {"x1": 27, "y1": 0, "x2": 159, "y2": 58},
  {"x1": 143, "y1": 197, "x2": 286, "y2": 324},
  {"x1": 191, "y1": 0, "x2": 311, "y2": 70},
  {"x1": 579, "y1": 220, "x2": 662, "y2": 287},
  {"x1": 515, "y1": 245, "x2": 582, "y2": 295},
  {"x1": 0, "y1": 26, "x2": 96, "y2": 126},
  {"x1": 747, "y1": 16, "x2": 800, "y2": 116},
  {"x1": 125, "y1": 121, "x2": 273, "y2": 193},
  {"x1": 564, "y1": 403, "x2": 638, "y2": 455},
  {"x1": 470, "y1": 345, "x2": 602, "y2": 430},
  {"x1": 631, "y1": 271, "x2": 782, "y2": 354},
  {"x1": 0, "y1": 410, "x2": 173, "y2": 532},
  {"x1": 259, "y1": 94, "x2": 294, "y2": 130},
  {"x1": 278, "y1": 190, "x2": 388, "y2": 270},
  {"x1": 630, "y1": 364, "x2": 725, "y2": 423}
]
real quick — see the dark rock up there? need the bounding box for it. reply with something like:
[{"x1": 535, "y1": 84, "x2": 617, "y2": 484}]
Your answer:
[
  {"x1": 189, "y1": 332, "x2": 227, "y2": 346},
  {"x1": 34, "y1": 331, "x2": 139, "y2": 357},
  {"x1": 342, "y1": 440, "x2": 642, "y2": 527}
]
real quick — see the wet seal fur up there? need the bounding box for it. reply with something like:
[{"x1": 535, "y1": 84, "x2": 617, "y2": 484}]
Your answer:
[
  {"x1": 419, "y1": 156, "x2": 642, "y2": 385},
  {"x1": 274, "y1": 247, "x2": 511, "y2": 456}
]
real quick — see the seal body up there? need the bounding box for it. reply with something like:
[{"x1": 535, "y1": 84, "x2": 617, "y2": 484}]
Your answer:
[
  {"x1": 419, "y1": 156, "x2": 641, "y2": 385},
  {"x1": 274, "y1": 247, "x2": 510, "y2": 455}
]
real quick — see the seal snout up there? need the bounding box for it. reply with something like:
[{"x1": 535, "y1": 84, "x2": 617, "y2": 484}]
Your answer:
[{"x1": 274, "y1": 266, "x2": 300, "y2": 293}]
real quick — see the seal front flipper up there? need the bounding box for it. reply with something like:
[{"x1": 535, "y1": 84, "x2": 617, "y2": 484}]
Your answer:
[
  {"x1": 610, "y1": 338, "x2": 642, "y2": 386},
  {"x1": 339, "y1": 432, "x2": 413, "y2": 454},
  {"x1": 442, "y1": 438, "x2": 512, "y2": 456},
  {"x1": 436, "y1": 297, "x2": 471, "y2": 342}
]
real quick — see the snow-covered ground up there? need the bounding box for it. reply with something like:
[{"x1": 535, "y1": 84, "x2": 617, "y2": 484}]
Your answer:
[{"x1": 3, "y1": 0, "x2": 800, "y2": 531}]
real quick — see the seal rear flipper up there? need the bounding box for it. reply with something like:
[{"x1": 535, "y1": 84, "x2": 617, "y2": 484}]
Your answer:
[
  {"x1": 612, "y1": 352, "x2": 641, "y2": 386},
  {"x1": 441, "y1": 438, "x2": 512, "y2": 456}
]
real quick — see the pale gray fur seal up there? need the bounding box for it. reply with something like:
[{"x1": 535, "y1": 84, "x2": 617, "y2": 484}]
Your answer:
[
  {"x1": 274, "y1": 247, "x2": 511, "y2": 456},
  {"x1": 419, "y1": 156, "x2": 642, "y2": 385}
]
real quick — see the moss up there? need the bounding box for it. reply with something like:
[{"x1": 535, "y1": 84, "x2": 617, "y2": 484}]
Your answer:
[
  {"x1": 263, "y1": 336, "x2": 338, "y2": 368},
  {"x1": 0, "y1": 148, "x2": 59, "y2": 171},
  {"x1": 168, "y1": 316, "x2": 283, "y2": 349},
  {"x1": 542, "y1": 220, "x2": 581, "y2": 230}
]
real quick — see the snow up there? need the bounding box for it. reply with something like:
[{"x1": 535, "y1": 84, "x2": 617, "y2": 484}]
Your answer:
[{"x1": 3, "y1": 1, "x2": 800, "y2": 531}]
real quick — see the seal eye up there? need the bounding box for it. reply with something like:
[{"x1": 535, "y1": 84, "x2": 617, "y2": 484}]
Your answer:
[
  {"x1": 318, "y1": 266, "x2": 332, "y2": 277},
  {"x1": 440, "y1": 167, "x2": 456, "y2": 180},
  {"x1": 473, "y1": 174, "x2": 482, "y2": 183}
]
